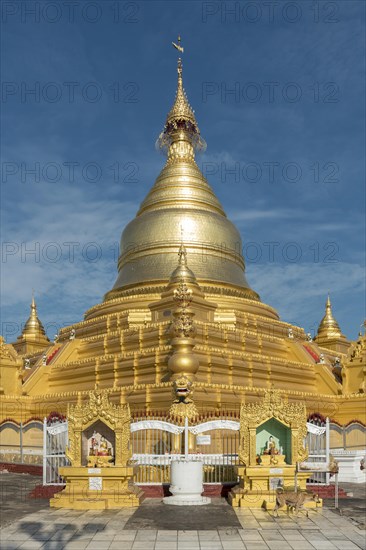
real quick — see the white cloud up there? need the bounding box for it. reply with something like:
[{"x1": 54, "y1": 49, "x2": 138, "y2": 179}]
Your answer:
[{"x1": 248, "y1": 261, "x2": 365, "y2": 337}]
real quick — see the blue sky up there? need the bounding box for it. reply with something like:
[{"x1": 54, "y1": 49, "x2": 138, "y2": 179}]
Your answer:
[{"x1": 1, "y1": 0, "x2": 365, "y2": 343}]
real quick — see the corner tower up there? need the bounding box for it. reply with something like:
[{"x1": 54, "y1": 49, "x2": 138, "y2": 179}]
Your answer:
[
  {"x1": 315, "y1": 295, "x2": 349, "y2": 354},
  {"x1": 12, "y1": 294, "x2": 50, "y2": 355}
]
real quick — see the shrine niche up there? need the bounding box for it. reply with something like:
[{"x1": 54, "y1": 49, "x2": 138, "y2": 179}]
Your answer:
[
  {"x1": 229, "y1": 389, "x2": 322, "y2": 511},
  {"x1": 237, "y1": 389, "x2": 307, "y2": 467},
  {"x1": 50, "y1": 389, "x2": 143, "y2": 510},
  {"x1": 64, "y1": 389, "x2": 130, "y2": 468},
  {"x1": 256, "y1": 418, "x2": 291, "y2": 466},
  {"x1": 84, "y1": 420, "x2": 115, "y2": 467}
]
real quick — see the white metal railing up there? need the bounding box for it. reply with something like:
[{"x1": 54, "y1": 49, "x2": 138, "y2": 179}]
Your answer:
[
  {"x1": 306, "y1": 417, "x2": 330, "y2": 484},
  {"x1": 130, "y1": 416, "x2": 240, "y2": 483},
  {"x1": 132, "y1": 453, "x2": 239, "y2": 465},
  {"x1": 131, "y1": 453, "x2": 239, "y2": 484},
  {"x1": 43, "y1": 418, "x2": 69, "y2": 485}
]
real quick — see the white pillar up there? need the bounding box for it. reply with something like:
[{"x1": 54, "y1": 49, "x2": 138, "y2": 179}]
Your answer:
[
  {"x1": 326, "y1": 417, "x2": 330, "y2": 485},
  {"x1": 184, "y1": 417, "x2": 188, "y2": 460},
  {"x1": 42, "y1": 418, "x2": 47, "y2": 486}
]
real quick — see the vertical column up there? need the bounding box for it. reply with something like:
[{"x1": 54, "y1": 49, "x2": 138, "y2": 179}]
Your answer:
[
  {"x1": 74, "y1": 430, "x2": 82, "y2": 467},
  {"x1": 291, "y1": 429, "x2": 299, "y2": 465},
  {"x1": 184, "y1": 417, "x2": 189, "y2": 460},
  {"x1": 326, "y1": 417, "x2": 330, "y2": 485},
  {"x1": 43, "y1": 418, "x2": 47, "y2": 485},
  {"x1": 173, "y1": 432, "x2": 181, "y2": 453},
  {"x1": 115, "y1": 429, "x2": 122, "y2": 467},
  {"x1": 188, "y1": 430, "x2": 195, "y2": 454},
  {"x1": 249, "y1": 428, "x2": 256, "y2": 466},
  {"x1": 113, "y1": 357, "x2": 119, "y2": 389},
  {"x1": 19, "y1": 421, "x2": 23, "y2": 464}
]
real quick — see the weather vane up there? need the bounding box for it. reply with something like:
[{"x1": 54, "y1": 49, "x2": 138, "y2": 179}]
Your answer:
[{"x1": 172, "y1": 35, "x2": 184, "y2": 54}]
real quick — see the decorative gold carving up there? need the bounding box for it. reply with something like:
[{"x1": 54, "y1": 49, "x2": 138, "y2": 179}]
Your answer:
[
  {"x1": 168, "y1": 247, "x2": 199, "y2": 380},
  {"x1": 66, "y1": 389, "x2": 131, "y2": 467},
  {"x1": 0, "y1": 337, "x2": 11, "y2": 359},
  {"x1": 169, "y1": 400, "x2": 198, "y2": 420},
  {"x1": 346, "y1": 331, "x2": 365, "y2": 362},
  {"x1": 238, "y1": 389, "x2": 308, "y2": 466},
  {"x1": 172, "y1": 308, "x2": 195, "y2": 339},
  {"x1": 328, "y1": 454, "x2": 339, "y2": 474},
  {"x1": 169, "y1": 375, "x2": 198, "y2": 419},
  {"x1": 174, "y1": 280, "x2": 192, "y2": 308}
]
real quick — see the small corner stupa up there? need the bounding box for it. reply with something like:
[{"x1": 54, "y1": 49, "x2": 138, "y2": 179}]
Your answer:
[
  {"x1": 12, "y1": 294, "x2": 50, "y2": 355},
  {"x1": 315, "y1": 295, "x2": 349, "y2": 354}
]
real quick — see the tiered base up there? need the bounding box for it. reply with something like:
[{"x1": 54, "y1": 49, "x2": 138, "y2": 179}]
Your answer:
[
  {"x1": 50, "y1": 466, "x2": 144, "y2": 509},
  {"x1": 163, "y1": 495, "x2": 211, "y2": 506},
  {"x1": 228, "y1": 465, "x2": 322, "y2": 510}
]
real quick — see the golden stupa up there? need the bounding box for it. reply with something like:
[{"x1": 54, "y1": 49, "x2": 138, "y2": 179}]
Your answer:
[{"x1": 0, "y1": 42, "x2": 365, "y2": 427}]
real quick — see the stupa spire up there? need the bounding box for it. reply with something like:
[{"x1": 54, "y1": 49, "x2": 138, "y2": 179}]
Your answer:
[
  {"x1": 177, "y1": 241, "x2": 187, "y2": 267},
  {"x1": 316, "y1": 294, "x2": 342, "y2": 339},
  {"x1": 157, "y1": 36, "x2": 206, "y2": 160},
  {"x1": 169, "y1": 242, "x2": 198, "y2": 287},
  {"x1": 12, "y1": 292, "x2": 50, "y2": 354},
  {"x1": 166, "y1": 58, "x2": 196, "y2": 126},
  {"x1": 23, "y1": 293, "x2": 47, "y2": 337}
]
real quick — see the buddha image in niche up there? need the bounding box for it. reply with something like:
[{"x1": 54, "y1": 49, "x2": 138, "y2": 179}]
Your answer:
[{"x1": 89, "y1": 431, "x2": 113, "y2": 457}]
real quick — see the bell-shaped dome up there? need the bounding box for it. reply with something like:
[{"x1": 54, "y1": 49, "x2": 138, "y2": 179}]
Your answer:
[
  {"x1": 316, "y1": 295, "x2": 343, "y2": 339},
  {"x1": 106, "y1": 54, "x2": 259, "y2": 302},
  {"x1": 23, "y1": 295, "x2": 48, "y2": 338}
]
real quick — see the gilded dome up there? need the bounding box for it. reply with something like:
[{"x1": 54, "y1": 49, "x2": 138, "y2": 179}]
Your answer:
[
  {"x1": 23, "y1": 295, "x2": 47, "y2": 338},
  {"x1": 106, "y1": 56, "x2": 259, "y2": 302},
  {"x1": 316, "y1": 295, "x2": 343, "y2": 340}
]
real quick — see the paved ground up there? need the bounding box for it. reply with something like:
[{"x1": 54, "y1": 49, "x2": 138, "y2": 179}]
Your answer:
[
  {"x1": 0, "y1": 473, "x2": 49, "y2": 528},
  {"x1": 327, "y1": 483, "x2": 366, "y2": 528},
  {"x1": 0, "y1": 474, "x2": 365, "y2": 550},
  {"x1": 124, "y1": 498, "x2": 242, "y2": 530}
]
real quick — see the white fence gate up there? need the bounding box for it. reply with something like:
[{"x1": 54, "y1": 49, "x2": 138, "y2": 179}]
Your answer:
[
  {"x1": 306, "y1": 418, "x2": 329, "y2": 484},
  {"x1": 131, "y1": 418, "x2": 240, "y2": 484},
  {"x1": 43, "y1": 418, "x2": 69, "y2": 485}
]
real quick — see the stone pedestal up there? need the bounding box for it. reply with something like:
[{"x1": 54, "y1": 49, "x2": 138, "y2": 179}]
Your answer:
[
  {"x1": 228, "y1": 465, "x2": 321, "y2": 510},
  {"x1": 330, "y1": 450, "x2": 366, "y2": 483},
  {"x1": 50, "y1": 466, "x2": 144, "y2": 509},
  {"x1": 163, "y1": 460, "x2": 211, "y2": 505},
  {"x1": 260, "y1": 454, "x2": 286, "y2": 467}
]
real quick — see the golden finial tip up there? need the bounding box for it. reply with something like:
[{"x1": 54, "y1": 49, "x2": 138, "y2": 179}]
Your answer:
[{"x1": 172, "y1": 35, "x2": 184, "y2": 53}]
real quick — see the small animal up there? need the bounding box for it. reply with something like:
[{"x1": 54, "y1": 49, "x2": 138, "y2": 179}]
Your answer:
[{"x1": 273, "y1": 490, "x2": 320, "y2": 517}]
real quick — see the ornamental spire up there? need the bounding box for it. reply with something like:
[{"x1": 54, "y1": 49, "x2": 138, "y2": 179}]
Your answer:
[
  {"x1": 316, "y1": 294, "x2": 342, "y2": 339},
  {"x1": 156, "y1": 36, "x2": 206, "y2": 159},
  {"x1": 168, "y1": 246, "x2": 199, "y2": 376},
  {"x1": 22, "y1": 293, "x2": 47, "y2": 337},
  {"x1": 168, "y1": 242, "x2": 199, "y2": 287}
]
